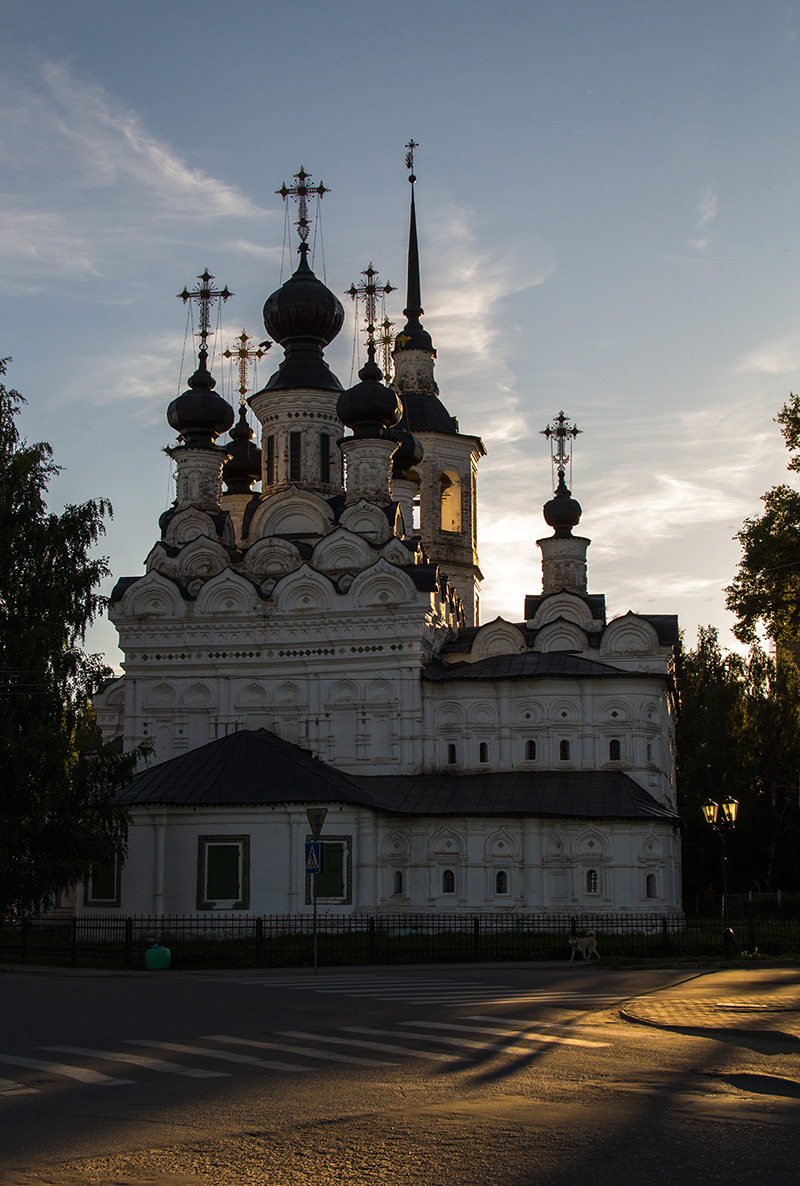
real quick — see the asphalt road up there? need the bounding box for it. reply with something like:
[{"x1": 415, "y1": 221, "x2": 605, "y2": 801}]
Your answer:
[{"x1": 0, "y1": 963, "x2": 798, "y2": 1185}]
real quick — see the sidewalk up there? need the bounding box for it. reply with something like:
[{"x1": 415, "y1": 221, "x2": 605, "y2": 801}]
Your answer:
[{"x1": 619, "y1": 968, "x2": 800, "y2": 1040}]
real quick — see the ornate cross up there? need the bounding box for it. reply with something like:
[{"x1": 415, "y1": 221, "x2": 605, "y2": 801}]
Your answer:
[
  {"x1": 346, "y1": 263, "x2": 396, "y2": 350},
  {"x1": 541, "y1": 411, "x2": 581, "y2": 484},
  {"x1": 222, "y1": 330, "x2": 271, "y2": 402},
  {"x1": 276, "y1": 167, "x2": 329, "y2": 253},
  {"x1": 177, "y1": 270, "x2": 233, "y2": 348},
  {"x1": 405, "y1": 138, "x2": 419, "y2": 182},
  {"x1": 378, "y1": 314, "x2": 396, "y2": 382}
]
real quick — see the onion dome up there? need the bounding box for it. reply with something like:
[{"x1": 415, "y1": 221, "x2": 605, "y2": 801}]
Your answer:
[
  {"x1": 260, "y1": 248, "x2": 344, "y2": 392},
  {"x1": 222, "y1": 405, "x2": 262, "y2": 494},
  {"x1": 543, "y1": 470, "x2": 583, "y2": 538},
  {"x1": 387, "y1": 425, "x2": 424, "y2": 478},
  {"x1": 167, "y1": 349, "x2": 234, "y2": 448},
  {"x1": 337, "y1": 345, "x2": 403, "y2": 438}
]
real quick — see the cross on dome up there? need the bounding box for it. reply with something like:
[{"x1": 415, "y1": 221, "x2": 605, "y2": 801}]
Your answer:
[
  {"x1": 222, "y1": 329, "x2": 271, "y2": 402},
  {"x1": 346, "y1": 263, "x2": 395, "y2": 349},
  {"x1": 177, "y1": 270, "x2": 233, "y2": 351},
  {"x1": 541, "y1": 410, "x2": 581, "y2": 488},
  {"x1": 276, "y1": 167, "x2": 329, "y2": 254}
]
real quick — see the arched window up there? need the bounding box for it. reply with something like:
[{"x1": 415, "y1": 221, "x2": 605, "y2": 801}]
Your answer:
[
  {"x1": 560, "y1": 739, "x2": 571, "y2": 761},
  {"x1": 495, "y1": 871, "x2": 508, "y2": 895},
  {"x1": 646, "y1": 873, "x2": 657, "y2": 899},
  {"x1": 479, "y1": 742, "x2": 489, "y2": 763},
  {"x1": 646, "y1": 743, "x2": 653, "y2": 762},
  {"x1": 442, "y1": 869, "x2": 455, "y2": 894},
  {"x1": 586, "y1": 868, "x2": 598, "y2": 894},
  {"x1": 319, "y1": 433, "x2": 331, "y2": 483},
  {"x1": 525, "y1": 739, "x2": 536, "y2": 761},
  {"x1": 393, "y1": 871, "x2": 404, "y2": 896},
  {"x1": 609, "y1": 739, "x2": 621, "y2": 761},
  {"x1": 447, "y1": 743, "x2": 457, "y2": 765},
  {"x1": 289, "y1": 431, "x2": 302, "y2": 482},
  {"x1": 440, "y1": 470, "x2": 462, "y2": 532}
]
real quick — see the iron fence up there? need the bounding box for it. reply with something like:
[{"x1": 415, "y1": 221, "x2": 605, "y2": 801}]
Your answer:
[{"x1": 1, "y1": 911, "x2": 798, "y2": 970}]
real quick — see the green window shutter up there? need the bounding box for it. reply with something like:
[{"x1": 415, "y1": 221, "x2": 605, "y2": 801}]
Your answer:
[
  {"x1": 206, "y1": 844, "x2": 241, "y2": 900},
  {"x1": 317, "y1": 842, "x2": 344, "y2": 897}
]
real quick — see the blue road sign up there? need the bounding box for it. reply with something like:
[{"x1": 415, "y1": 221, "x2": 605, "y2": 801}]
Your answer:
[{"x1": 305, "y1": 841, "x2": 322, "y2": 874}]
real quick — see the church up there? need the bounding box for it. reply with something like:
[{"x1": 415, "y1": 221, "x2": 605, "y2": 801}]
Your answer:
[{"x1": 88, "y1": 160, "x2": 682, "y2": 918}]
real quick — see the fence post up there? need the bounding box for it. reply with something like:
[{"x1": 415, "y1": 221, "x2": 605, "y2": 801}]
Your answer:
[
  {"x1": 661, "y1": 915, "x2": 669, "y2": 956},
  {"x1": 367, "y1": 916, "x2": 376, "y2": 964},
  {"x1": 473, "y1": 917, "x2": 480, "y2": 961},
  {"x1": 124, "y1": 917, "x2": 133, "y2": 968},
  {"x1": 21, "y1": 915, "x2": 28, "y2": 965},
  {"x1": 747, "y1": 903, "x2": 756, "y2": 953},
  {"x1": 255, "y1": 916, "x2": 263, "y2": 967},
  {"x1": 69, "y1": 916, "x2": 78, "y2": 966}
]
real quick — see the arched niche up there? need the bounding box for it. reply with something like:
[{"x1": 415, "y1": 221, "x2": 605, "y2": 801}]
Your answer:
[
  {"x1": 467, "y1": 700, "x2": 499, "y2": 726},
  {"x1": 470, "y1": 618, "x2": 527, "y2": 662},
  {"x1": 236, "y1": 682, "x2": 271, "y2": 709},
  {"x1": 484, "y1": 828, "x2": 520, "y2": 860},
  {"x1": 366, "y1": 678, "x2": 395, "y2": 704},
  {"x1": 120, "y1": 572, "x2": 186, "y2": 619},
  {"x1": 349, "y1": 560, "x2": 418, "y2": 610},
  {"x1": 145, "y1": 682, "x2": 179, "y2": 709},
  {"x1": 380, "y1": 830, "x2": 410, "y2": 860},
  {"x1": 598, "y1": 698, "x2": 634, "y2": 724},
  {"x1": 311, "y1": 528, "x2": 373, "y2": 575},
  {"x1": 436, "y1": 703, "x2": 465, "y2": 729},
  {"x1": 428, "y1": 828, "x2": 466, "y2": 858},
  {"x1": 170, "y1": 536, "x2": 230, "y2": 580},
  {"x1": 530, "y1": 592, "x2": 595, "y2": 631},
  {"x1": 328, "y1": 679, "x2": 360, "y2": 705},
  {"x1": 249, "y1": 488, "x2": 334, "y2": 539},
  {"x1": 513, "y1": 701, "x2": 544, "y2": 726},
  {"x1": 274, "y1": 565, "x2": 334, "y2": 614},
  {"x1": 600, "y1": 613, "x2": 660, "y2": 658},
  {"x1": 535, "y1": 618, "x2": 588, "y2": 653},
  {"x1": 574, "y1": 828, "x2": 610, "y2": 859},
  {"x1": 241, "y1": 537, "x2": 303, "y2": 579},
  {"x1": 194, "y1": 571, "x2": 260, "y2": 616},
  {"x1": 339, "y1": 500, "x2": 392, "y2": 543},
  {"x1": 184, "y1": 682, "x2": 213, "y2": 708},
  {"x1": 163, "y1": 507, "x2": 221, "y2": 547}
]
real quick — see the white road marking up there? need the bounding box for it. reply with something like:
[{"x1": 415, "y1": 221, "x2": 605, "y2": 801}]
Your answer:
[
  {"x1": 400, "y1": 1021, "x2": 610, "y2": 1048},
  {"x1": 44, "y1": 1045, "x2": 228, "y2": 1078},
  {"x1": 278, "y1": 1029, "x2": 452, "y2": 1063},
  {"x1": 204, "y1": 1034, "x2": 398, "y2": 1068},
  {"x1": 0, "y1": 1054, "x2": 131, "y2": 1086},
  {"x1": 0, "y1": 1076, "x2": 38, "y2": 1096},
  {"x1": 123, "y1": 1039, "x2": 310, "y2": 1073},
  {"x1": 345, "y1": 1026, "x2": 546, "y2": 1057}
]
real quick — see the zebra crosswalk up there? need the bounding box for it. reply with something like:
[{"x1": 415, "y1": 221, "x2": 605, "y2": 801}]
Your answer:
[
  {"x1": 0, "y1": 1013, "x2": 612, "y2": 1097},
  {"x1": 206, "y1": 972, "x2": 624, "y2": 1009}
]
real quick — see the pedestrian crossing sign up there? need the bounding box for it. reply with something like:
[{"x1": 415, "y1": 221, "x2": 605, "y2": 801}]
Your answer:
[{"x1": 305, "y1": 841, "x2": 322, "y2": 874}]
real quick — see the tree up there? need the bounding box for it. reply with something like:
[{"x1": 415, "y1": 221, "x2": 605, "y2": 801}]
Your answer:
[
  {"x1": 676, "y1": 627, "x2": 800, "y2": 901},
  {"x1": 726, "y1": 392, "x2": 800, "y2": 644},
  {"x1": 0, "y1": 360, "x2": 139, "y2": 915}
]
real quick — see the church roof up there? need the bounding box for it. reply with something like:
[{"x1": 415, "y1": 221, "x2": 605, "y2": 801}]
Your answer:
[
  {"x1": 358, "y1": 770, "x2": 679, "y2": 822},
  {"x1": 423, "y1": 653, "x2": 645, "y2": 681},
  {"x1": 118, "y1": 729, "x2": 677, "y2": 822}
]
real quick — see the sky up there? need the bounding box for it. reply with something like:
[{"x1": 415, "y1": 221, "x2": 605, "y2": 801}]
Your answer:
[{"x1": 3, "y1": 0, "x2": 800, "y2": 669}]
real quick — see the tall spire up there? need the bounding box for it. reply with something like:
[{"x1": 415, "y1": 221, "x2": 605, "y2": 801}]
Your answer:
[{"x1": 395, "y1": 140, "x2": 435, "y2": 357}]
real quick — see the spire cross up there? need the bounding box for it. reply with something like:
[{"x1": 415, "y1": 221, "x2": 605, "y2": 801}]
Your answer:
[
  {"x1": 346, "y1": 263, "x2": 395, "y2": 348},
  {"x1": 541, "y1": 410, "x2": 581, "y2": 485},
  {"x1": 379, "y1": 314, "x2": 396, "y2": 381},
  {"x1": 222, "y1": 330, "x2": 271, "y2": 402},
  {"x1": 177, "y1": 269, "x2": 233, "y2": 349},
  {"x1": 405, "y1": 139, "x2": 419, "y2": 183},
  {"x1": 276, "y1": 166, "x2": 329, "y2": 254}
]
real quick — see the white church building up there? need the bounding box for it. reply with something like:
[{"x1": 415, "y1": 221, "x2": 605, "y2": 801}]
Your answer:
[{"x1": 90, "y1": 165, "x2": 682, "y2": 918}]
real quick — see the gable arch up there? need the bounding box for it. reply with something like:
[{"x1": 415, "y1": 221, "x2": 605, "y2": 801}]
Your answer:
[
  {"x1": 194, "y1": 571, "x2": 260, "y2": 616},
  {"x1": 311, "y1": 528, "x2": 373, "y2": 575},
  {"x1": 470, "y1": 618, "x2": 527, "y2": 662},
  {"x1": 601, "y1": 613, "x2": 660, "y2": 658},
  {"x1": 249, "y1": 488, "x2": 334, "y2": 539},
  {"x1": 120, "y1": 572, "x2": 186, "y2": 619},
  {"x1": 236, "y1": 682, "x2": 271, "y2": 708},
  {"x1": 484, "y1": 828, "x2": 520, "y2": 860},
  {"x1": 274, "y1": 565, "x2": 334, "y2": 614},
  {"x1": 380, "y1": 830, "x2": 410, "y2": 860},
  {"x1": 574, "y1": 828, "x2": 611, "y2": 858},
  {"x1": 535, "y1": 618, "x2": 588, "y2": 653},
  {"x1": 184, "y1": 682, "x2": 213, "y2": 708},
  {"x1": 328, "y1": 679, "x2": 360, "y2": 705},
  {"x1": 531, "y1": 593, "x2": 595, "y2": 630},
  {"x1": 436, "y1": 702, "x2": 465, "y2": 729},
  {"x1": 428, "y1": 827, "x2": 466, "y2": 858},
  {"x1": 163, "y1": 507, "x2": 221, "y2": 547},
  {"x1": 145, "y1": 682, "x2": 178, "y2": 709},
  {"x1": 339, "y1": 500, "x2": 392, "y2": 543},
  {"x1": 513, "y1": 701, "x2": 544, "y2": 726},
  {"x1": 467, "y1": 700, "x2": 499, "y2": 726},
  {"x1": 349, "y1": 561, "x2": 418, "y2": 610},
  {"x1": 241, "y1": 537, "x2": 303, "y2": 579},
  {"x1": 639, "y1": 832, "x2": 665, "y2": 859}
]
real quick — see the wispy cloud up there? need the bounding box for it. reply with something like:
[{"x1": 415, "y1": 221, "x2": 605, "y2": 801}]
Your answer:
[
  {"x1": 736, "y1": 333, "x2": 800, "y2": 375},
  {"x1": 687, "y1": 183, "x2": 718, "y2": 250}
]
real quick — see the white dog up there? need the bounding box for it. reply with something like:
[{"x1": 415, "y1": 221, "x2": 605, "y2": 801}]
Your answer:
[{"x1": 569, "y1": 931, "x2": 600, "y2": 961}]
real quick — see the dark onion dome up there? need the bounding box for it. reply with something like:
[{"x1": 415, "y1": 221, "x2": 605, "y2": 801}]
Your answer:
[
  {"x1": 167, "y1": 349, "x2": 234, "y2": 448},
  {"x1": 260, "y1": 247, "x2": 344, "y2": 393},
  {"x1": 543, "y1": 470, "x2": 583, "y2": 537},
  {"x1": 337, "y1": 345, "x2": 403, "y2": 438},
  {"x1": 387, "y1": 424, "x2": 424, "y2": 478},
  {"x1": 223, "y1": 404, "x2": 262, "y2": 494},
  {"x1": 397, "y1": 390, "x2": 458, "y2": 436}
]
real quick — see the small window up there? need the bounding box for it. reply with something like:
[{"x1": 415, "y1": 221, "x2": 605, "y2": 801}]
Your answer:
[
  {"x1": 647, "y1": 743, "x2": 653, "y2": 762},
  {"x1": 289, "y1": 431, "x2": 302, "y2": 482},
  {"x1": 320, "y1": 433, "x2": 331, "y2": 483},
  {"x1": 525, "y1": 739, "x2": 536, "y2": 761},
  {"x1": 495, "y1": 871, "x2": 508, "y2": 895},
  {"x1": 393, "y1": 870, "x2": 404, "y2": 896},
  {"x1": 609, "y1": 739, "x2": 621, "y2": 762},
  {"x1": 442, "y1": 869, "x2": 455, "y2": 894},
  {"x1": 197, "y1": 836, "x2": 250, "y2": 910},
  {"x1": 84, "y1": 858, "x2": 121, "y2": 908},
  {"x1": 560, "y1": 739, "x2": 571, "y2": 761},
  {"x1": 447, "y1": 743, "x2": 457, "y2": 765},
  {"x1": 479, "y1": 742, "x2": 489, "y2": 763},
  {"x1": 305, "y1": 835, "x2": 352, "y2": 905},
  {"x1": 440, "y1": 470, "x2": 462, "y2": 532},
  {"x1": 646, "y1": 873, "x2": 657, "y2": 899},
  {"x1": 586, "y1": 868, "x2": 598, "y2": 894},
  {"x1": 266, "y1": 435, "x2": 275, "y2": 485}
]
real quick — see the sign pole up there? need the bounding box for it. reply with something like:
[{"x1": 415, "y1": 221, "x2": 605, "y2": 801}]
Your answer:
[
  {"x1": 312, "y1": 866, "x2": 318, "y2": 974},
  {"x1": 305, "y1": 808, "x2": 327, "y2": 976}
]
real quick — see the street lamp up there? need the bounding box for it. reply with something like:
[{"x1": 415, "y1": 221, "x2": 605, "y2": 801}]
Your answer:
[{"x1": 701, "y1": 796, "x2": 739, "y2": 959}]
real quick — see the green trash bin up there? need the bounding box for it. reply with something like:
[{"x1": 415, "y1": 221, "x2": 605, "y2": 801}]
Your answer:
[{"x1": 145, "y1": 943, "x2": 171, "y2": 970}]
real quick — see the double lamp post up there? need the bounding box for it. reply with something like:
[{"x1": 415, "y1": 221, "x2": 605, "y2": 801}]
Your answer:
[{"x1": 701, "y1": 795, "x2": 739, "y2": 959}]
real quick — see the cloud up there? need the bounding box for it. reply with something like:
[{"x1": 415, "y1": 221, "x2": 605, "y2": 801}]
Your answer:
[
  {"x1": 0, "y1": 61, "x2": 269, "y2": 283},
  {"x1": 687, "y1": 183, "x2": 718, "y2": 250},
  {"x1": 735, "y1": 334, "x2": 800, "y2": 375}
]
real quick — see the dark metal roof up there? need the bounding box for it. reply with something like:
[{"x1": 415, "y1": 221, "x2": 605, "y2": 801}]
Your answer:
[
  {"x1": 118, "y1": 729, "x2": 377, "y2": 808},
  {"x1": 355, "y1": 770, "x2": 679, "y2": 822},
  {"x1": 399, "y1": 390, "x2": 458, "y2": 435},
  {"x1": 424, "y1": 653, "x2": 645, "y2": 682},
  {"x1": 118, "y1": 729, "x2": 678, "y2": 823}
]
